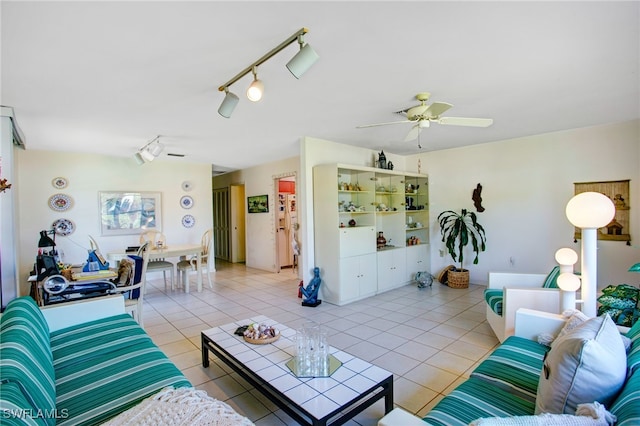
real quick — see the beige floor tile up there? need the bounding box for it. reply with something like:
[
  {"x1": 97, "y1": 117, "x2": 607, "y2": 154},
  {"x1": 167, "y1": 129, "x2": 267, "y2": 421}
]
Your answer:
[
  {"x1": 159, "y1": 339, "x2": 198, "y2": 357},
  {"x1": 393, "y1": 377, "x2": 439, "y2": 414},
  {"x1": 405, "y1": 363, "x2": 459, "y2": 393},
  {"x1": 425, "y1": 351, "x2": 475, "y2": 376},
  {"x1": 154, "y1": 260, "x2": 505, "y2": 425},
  {"x1": 443, "y1": 340, "x2": 491, "y2": 362}
]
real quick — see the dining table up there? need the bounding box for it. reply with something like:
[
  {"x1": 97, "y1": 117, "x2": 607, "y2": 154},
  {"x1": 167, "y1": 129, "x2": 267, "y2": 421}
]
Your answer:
[{"x1": 107, "y1": 244, "x2": 204, "y2": 292}]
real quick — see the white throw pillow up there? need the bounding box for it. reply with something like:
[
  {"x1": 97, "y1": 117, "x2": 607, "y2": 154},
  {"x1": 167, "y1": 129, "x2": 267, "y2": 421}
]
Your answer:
[{"x1": 535, "y1": 314, "x2": 627, "y2": 414}]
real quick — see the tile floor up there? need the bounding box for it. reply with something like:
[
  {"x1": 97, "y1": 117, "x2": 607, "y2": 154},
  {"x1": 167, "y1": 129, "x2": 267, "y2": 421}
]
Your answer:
[{"x1": 142, "y1": 261, "x2": 499, "y2": 425}]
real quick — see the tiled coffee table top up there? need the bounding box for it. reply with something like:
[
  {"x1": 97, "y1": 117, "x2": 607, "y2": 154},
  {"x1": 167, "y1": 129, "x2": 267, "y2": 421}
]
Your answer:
[{"x1": 202, "y1": 315, "x2": 393, "y2": 420}]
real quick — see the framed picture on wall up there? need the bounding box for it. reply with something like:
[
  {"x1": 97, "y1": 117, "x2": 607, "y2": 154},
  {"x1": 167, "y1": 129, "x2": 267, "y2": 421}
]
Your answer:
[
  {"x1": 99, "y1": 191, "x2": 162, "y2": 235},
  {"x1": 248, "y1": 194, "x2": 269, "y2": 213}
]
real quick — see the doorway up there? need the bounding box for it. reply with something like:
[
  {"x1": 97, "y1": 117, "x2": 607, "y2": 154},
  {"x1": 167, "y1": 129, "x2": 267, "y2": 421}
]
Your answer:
[
  {"x1": 212, "y1": 188, "x2": 230, "y2": 261},
  {"x1": 213, "y1": 185, "x2": 246, "y2": 263},
  {"x1": 230, "y1": 184, "x2": 246, "y2": 263},
  {"x1": 275, "y1": 175, "x2": 297, "y2": 273}
]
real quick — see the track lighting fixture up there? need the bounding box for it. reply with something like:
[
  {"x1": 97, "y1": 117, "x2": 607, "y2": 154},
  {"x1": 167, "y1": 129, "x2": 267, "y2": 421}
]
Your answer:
[
  {"x1": 286, "y1": 34, "x2": 319, "y2": 79},
  {"x1": 134, "y1": 135, "x2": 164, "y2": 165},
  {"x1": 246, "y1": 66, "x2": 264, "y2": 102},
  {"x1": 217, "y1": 27, "x2": 318, "y2": 118},
  {"x1": 218, "y1": 87, "x2": 239, "y2": 118}
]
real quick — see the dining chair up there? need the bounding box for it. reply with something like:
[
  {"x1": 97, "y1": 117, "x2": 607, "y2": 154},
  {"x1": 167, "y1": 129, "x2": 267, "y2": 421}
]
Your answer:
[
  {"x1": 113, "y1": 242, "x2": 150, "y2": 327},
  {"x1": 177, "y1": 229, "x2": 213, "y2": 292},
  {"x1": 139, "y1": 230, "x2": 175, "y2": 291}
]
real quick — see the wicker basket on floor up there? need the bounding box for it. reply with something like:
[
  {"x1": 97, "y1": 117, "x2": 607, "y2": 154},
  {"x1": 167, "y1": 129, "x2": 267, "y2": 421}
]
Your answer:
[{"x1": 447, "y1": 269, "x2": 469, "y2": 289}]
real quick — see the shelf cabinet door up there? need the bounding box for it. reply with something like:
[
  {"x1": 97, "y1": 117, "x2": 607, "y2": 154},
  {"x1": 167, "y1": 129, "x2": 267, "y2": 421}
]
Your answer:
[
  {"x1": 406, "y1": 244, "x2": 430, "y2": 282},
  {"x1": 339, "y1": 256, "x2": 362, "y2": 302},
  {"x1": 340, "y1": 226, "x2": 376, "y2": 257},
  {"x1": 339, "y1": 253, "x2": 377, "y2": 302},
  {"x1": 358, "y1": 253, "x2": 377, "y2": 298},
  {"x1": 377, "y1": 249, "x2": 407, "y2": 292}
]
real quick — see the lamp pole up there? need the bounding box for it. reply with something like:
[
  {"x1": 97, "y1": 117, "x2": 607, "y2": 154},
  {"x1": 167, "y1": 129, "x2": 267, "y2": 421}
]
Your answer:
[{"x1": 565, "y1": 192, "x2": 615, "y2": 318}]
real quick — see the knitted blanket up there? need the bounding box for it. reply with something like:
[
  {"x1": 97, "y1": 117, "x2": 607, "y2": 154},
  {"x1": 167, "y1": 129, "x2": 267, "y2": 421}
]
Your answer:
[
  {"x1": 101, "y1": 387, "x2": 254, "y2": 425},
  {"x1": 470, "y1": 402, "x2": 617, "y2": 426}
]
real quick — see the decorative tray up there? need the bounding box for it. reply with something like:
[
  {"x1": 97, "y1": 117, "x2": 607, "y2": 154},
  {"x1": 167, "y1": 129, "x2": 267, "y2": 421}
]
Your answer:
[{"x1": 243, "y1": 334, "x2": 281, "y2": 345}]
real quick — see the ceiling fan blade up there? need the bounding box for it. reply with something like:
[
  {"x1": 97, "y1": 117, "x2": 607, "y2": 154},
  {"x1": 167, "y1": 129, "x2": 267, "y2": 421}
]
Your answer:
[
  {"x1": 404, "y1": 124, "x2": 422, "y2": 142},
  {"x1": 437, "y1": 116, "x2": 493, "y2": 127},
  {"x1": 423, "y1": 102, "x2": 453, "y2": 118},
  {"x1": 356, "y1": 120, "x2": 412, "y2": 129}
]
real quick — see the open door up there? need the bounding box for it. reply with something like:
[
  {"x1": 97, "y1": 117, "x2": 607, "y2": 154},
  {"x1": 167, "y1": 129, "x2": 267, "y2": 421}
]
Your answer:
[
  {"x1": 230, "y1": 184, "x2": 246, "y2": 263},
  {"x1": 275, "y1": 176, "x2": 297, "y2": 272},
  {"x1": 212, "y1": 188, "x2": 230, "y2": 261}
]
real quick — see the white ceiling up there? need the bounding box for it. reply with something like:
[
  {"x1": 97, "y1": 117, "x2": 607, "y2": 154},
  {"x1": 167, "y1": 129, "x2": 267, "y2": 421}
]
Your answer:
[{"x1": 2, "y1": 1, "x2": 639, "y2": 174}]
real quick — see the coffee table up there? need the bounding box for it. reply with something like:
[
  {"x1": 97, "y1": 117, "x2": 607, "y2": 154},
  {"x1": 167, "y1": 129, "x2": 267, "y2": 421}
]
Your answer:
[{"x1": 201, "y1": 315, "x2": 394, "y2": 426}]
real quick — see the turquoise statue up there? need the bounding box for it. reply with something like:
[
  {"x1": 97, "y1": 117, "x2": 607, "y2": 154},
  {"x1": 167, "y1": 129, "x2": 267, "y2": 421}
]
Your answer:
[{"x1": 302, "y1": 267, "x2": 322, "y2": 306}]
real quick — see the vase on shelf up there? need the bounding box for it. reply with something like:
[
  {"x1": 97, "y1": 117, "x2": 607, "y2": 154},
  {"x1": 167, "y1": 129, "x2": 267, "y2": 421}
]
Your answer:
[{"x1": 377, "y1": 231, "x2": 387, "y2": 249}]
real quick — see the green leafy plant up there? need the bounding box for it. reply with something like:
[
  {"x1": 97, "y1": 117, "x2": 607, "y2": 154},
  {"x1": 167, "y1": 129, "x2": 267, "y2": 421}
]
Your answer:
[{"x1": 438, "y1": 209, "x2": 487, "y2": 271}]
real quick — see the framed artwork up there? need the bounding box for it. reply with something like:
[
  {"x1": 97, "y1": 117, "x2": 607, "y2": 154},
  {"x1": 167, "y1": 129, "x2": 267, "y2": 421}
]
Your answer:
[
  {"x1": 573, "y1": 180, "x2": 630, "y2": 243},
  {"x1": 99, "y1": 191, "x2": 162, "y2": 236},
  {"x1": 248, "y1": 194, "x2": 269, "y2": 213}
]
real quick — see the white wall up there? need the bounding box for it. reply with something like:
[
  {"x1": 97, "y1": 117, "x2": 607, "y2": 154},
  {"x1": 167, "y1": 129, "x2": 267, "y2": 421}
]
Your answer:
[
  {"x1": 16, "y1": 150, "x2": 213, "y2": 296},
  {"x1": 299, "y1": 120, "x2": 638, "y2": 291},
  {"x1": 213, "y1": 156, "x2": 299, "y2": 273},
  {"x1": 417, "y1": 119, "x2": 640, "y2": 287}
]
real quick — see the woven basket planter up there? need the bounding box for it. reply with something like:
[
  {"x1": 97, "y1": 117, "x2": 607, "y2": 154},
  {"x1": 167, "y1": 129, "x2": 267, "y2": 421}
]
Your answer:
[{"x1": 447, "y1": 269, "x2": 469, "y2": 289}]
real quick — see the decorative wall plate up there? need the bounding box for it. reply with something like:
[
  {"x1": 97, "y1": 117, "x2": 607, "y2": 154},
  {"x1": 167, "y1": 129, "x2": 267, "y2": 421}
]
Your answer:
[
  {"x1": 52, "y1": 218, "x2": 75, "y2": 236},
  {"x1": 181, "y1": 214, "x2": 195, "y2": 228},
  {"x1": 180, "y1": 195, "x2": 194, "y2": 209},
  {"x1": 52, "y1": 177, "x2": 68, "y2": 189},
  {"x1": 48, "y1": 193, "x2": 73, "y2": 212},
  {"x1": 181, "y1": 181, "x2": 193, "y2": 192}
]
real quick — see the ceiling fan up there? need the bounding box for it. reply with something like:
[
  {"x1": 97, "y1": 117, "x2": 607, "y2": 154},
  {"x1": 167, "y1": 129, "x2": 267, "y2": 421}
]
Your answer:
[{"x1": 357, "y1": 92, "x2": 493, "y2": 148}]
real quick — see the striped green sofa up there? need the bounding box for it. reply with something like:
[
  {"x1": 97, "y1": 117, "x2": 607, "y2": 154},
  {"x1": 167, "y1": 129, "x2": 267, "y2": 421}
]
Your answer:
[
  {"x1": 0, "y1": 296, "x2": 191, "y2": 425},
  {"x1": 379, "y1": 310, "x2": 640, "y2": 425}
]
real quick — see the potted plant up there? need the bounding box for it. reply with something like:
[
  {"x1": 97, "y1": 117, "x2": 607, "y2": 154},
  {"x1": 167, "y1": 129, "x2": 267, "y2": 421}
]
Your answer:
[{"x1": 437, "y1": 208, "x2": 487, "y2": 288}]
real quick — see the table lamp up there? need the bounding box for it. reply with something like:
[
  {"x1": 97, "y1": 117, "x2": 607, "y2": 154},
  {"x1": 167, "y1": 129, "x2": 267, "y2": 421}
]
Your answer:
[
  {"x1": 565, "y1": 192, "x2": 615, "y2": 317},
  {"x1": 38, "y1": 230, "x2": 56, "y2": 254},
  {"x1": 555, "y1": 248, "x2": 580, "y2": 312}
]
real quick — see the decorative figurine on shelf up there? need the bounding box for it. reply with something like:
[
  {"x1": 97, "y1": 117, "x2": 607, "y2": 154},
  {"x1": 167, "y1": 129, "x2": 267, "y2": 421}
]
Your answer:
[
  {"x1": 387, "y1": 161, "x2": 394, "y2": 170},
  {"x1": 378, "y1": 150, "x2": 387, "y2": 169},
  {"x1": 301, "y1": 267, "x2": 322, "y2": 307}
]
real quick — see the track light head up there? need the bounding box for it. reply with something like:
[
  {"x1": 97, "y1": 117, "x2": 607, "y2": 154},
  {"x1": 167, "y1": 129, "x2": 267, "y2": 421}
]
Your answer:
[
  {"x1": 218, "y1": 88, "x2": 239, "y2": 118},
  {"x1": 134, "y1": 152, "x2": 145, "y2": 165},
  {"x1": 246, "y1": 67, "x2": 264, "y2": 102},
  {"x1": 286, "y1": 35, "x2": 319, "y2": 79},
  {"x1": 150, "y1": 141, "x2": 164, "y2": 157},
  {"x1": 139, "y1": 148, "x2": 155, "y2": 163}
]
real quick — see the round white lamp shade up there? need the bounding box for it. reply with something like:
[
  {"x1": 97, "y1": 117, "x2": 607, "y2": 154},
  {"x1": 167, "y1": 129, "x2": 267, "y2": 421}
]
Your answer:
[
  {"x1": 555, "y1": 248, "x2": 578, "y2": 266},
  {"x1": 565, "y1": 192, "x2": 615, "y2": 229},
  {"x1": 557, "y1": 272, "x2": 581, "y2": 292}
]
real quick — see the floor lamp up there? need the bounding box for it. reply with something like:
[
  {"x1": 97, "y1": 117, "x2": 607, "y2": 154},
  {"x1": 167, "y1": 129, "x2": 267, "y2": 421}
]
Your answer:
[
  {"x1": 555, "y1": 248, "x2": 580, "y2": 312},
  {"x1": 565, "y1": 192, "x2": 615, "y2": 318}
]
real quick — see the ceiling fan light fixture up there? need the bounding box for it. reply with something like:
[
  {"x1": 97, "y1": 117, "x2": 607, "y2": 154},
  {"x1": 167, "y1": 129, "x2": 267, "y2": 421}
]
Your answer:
[
  {"x1": 218, "y1": 88, "x2": 239, "y2": 118},
  {"x1": 286, "y1": 35, "x2": 319, "y2": 79}
]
